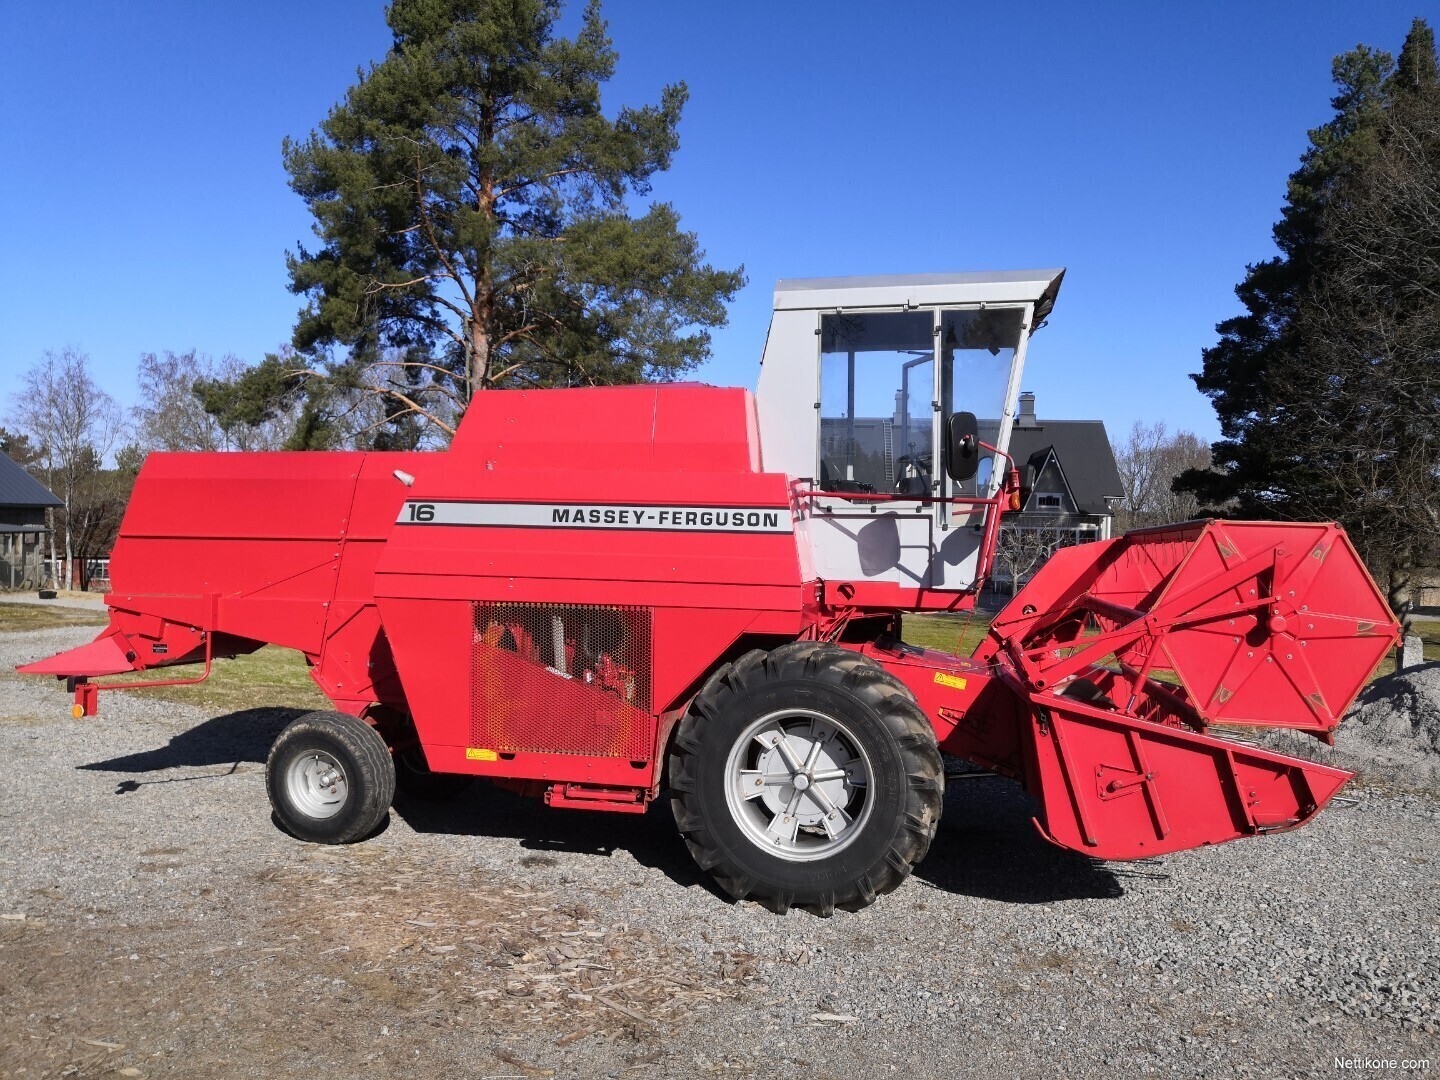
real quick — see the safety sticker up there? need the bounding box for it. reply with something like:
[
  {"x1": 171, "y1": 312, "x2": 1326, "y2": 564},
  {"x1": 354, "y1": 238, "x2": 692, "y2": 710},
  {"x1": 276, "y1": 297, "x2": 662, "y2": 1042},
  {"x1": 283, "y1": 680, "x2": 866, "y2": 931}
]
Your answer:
[
  {"x1": 933, "y1": 672, "x2": 968, "y2": 691},
  {"x1": 465, "y1": 747, "x2": 499, "y2": 762}
]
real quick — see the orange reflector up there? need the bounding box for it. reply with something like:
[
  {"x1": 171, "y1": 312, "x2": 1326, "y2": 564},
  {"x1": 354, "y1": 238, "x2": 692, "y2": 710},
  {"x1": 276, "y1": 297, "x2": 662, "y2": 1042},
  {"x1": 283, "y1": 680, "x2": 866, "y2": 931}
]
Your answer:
[{"x1": 71, "y1": 704, "x2": 85, "y2": 719}]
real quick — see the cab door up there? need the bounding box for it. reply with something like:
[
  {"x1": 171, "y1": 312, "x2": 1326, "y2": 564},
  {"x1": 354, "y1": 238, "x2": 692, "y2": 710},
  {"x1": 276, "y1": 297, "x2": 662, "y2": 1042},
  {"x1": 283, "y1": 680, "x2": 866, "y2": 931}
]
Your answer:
[
  {"x1": 933, "y1": 304, "x2": 1032, "y2": 590},
  {"x1": 808, "y1": 303, "x2": 1035, "y2": 593},
  {"x1": 811, "y1": 308, "x2": 940, "y2": 588}
]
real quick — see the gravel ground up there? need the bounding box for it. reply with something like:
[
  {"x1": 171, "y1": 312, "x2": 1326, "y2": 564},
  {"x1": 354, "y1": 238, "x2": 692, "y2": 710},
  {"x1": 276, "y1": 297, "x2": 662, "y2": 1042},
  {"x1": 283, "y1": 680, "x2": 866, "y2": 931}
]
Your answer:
[
  {"x1": 1334, "y1": 666, "x2": 1440, "y2": 788},
  {"x1": 2, "y1": 625, "x2": 1437, "y2": 1079}
]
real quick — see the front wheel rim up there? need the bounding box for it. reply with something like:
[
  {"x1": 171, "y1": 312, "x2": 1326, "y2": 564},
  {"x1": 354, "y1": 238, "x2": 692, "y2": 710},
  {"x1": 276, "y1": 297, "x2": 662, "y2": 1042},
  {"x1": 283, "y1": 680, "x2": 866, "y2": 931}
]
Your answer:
[
  {"x1": 285, "y1": 750, "x2": 349, "y2": 820},
  {"x1": 723, "y1": 707, "x2": 875, "y2": 862}
]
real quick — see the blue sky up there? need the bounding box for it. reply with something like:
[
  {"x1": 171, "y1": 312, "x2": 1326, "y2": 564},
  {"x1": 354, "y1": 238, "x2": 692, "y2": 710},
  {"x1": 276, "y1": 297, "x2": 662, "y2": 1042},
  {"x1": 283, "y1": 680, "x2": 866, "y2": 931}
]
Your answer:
[{"x1": 1, "y1": 1, "x2": 1435, "y2": 444}]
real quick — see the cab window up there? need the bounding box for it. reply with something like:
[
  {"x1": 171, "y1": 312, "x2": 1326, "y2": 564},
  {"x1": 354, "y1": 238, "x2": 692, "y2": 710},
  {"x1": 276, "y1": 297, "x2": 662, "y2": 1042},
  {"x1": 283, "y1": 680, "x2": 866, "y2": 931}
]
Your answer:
[
  {"x1": 818, "y1": 311, "x2": 933, "y2": 495},
  {"x1": 941, "y1": 307, "x2": 1024, "y2": 497}
]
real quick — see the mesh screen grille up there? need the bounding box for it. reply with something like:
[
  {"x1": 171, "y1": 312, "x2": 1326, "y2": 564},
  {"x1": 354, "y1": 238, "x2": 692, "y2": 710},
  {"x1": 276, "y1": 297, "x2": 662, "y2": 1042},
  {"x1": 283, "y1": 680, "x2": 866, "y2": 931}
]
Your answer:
[{"x1": 470, "y1": 601, "x2": 654, "y2": 759}]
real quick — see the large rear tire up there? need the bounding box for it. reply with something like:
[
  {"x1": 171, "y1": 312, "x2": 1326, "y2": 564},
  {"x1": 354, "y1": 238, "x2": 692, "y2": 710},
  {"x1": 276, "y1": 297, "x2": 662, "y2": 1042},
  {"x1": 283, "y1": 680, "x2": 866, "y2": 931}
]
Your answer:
[
  {"x1": 266, "y1": 710, "x2": 395, "y2": 844},
  {"x1": 668, "y1": 642, "x2": 943, "y2": 915}
]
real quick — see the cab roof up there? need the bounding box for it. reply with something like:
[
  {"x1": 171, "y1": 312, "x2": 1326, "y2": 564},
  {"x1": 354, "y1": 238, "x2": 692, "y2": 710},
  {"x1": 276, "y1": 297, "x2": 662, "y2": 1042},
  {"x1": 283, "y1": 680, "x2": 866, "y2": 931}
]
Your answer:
[{"x1": 774, "y1": 269, "x2": 1065, "y2": 321}]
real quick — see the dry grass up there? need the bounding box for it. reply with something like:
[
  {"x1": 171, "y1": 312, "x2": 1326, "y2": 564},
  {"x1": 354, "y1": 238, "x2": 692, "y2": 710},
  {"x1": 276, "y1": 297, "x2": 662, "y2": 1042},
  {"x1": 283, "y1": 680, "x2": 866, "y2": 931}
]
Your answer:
[
  {"x1": 96, "y1": 646, "x2": 328, "y2": 714},
  {"x1": 0, "y1": 603, "x2": 108, "y2": 633},
  {"x1": 1371, "y1": 617, "x2": 1440, "y2": 679},
  {"x1": 0, "y1": 843, "x2": 767, "y2": 1075}
]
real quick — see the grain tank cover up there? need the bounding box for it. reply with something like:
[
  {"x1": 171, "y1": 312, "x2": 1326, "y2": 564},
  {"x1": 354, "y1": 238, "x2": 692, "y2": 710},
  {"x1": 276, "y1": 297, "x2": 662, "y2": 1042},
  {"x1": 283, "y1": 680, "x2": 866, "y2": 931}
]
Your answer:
[{"x1": 449, "y1": 384, "x2": 762, "y2": 474}]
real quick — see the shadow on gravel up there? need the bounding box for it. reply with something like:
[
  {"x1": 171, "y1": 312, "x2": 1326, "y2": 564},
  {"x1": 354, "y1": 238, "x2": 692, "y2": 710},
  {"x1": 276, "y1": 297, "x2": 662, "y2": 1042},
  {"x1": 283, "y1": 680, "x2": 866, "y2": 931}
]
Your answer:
[
  {"x1": 912, "y1": 779, "x2": 1127, "y2": 903},
  {"x1": 72, "y1": 709, "x2": 1123, "y2": 906},
  {"x1": 392, "y1": 784, "x2": 730, "y2": 903},
  {"x1": 77, "y1": 707, "x2": 304, "y2": 783}
]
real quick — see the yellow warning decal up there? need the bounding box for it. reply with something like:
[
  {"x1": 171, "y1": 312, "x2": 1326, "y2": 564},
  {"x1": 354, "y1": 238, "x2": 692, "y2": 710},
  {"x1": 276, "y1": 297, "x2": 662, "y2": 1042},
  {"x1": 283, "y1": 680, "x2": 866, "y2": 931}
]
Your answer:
[
  {"x1": 933, "y1": 672, "x2": 968, "y2": 691},
  {"x1": 466, "y1": 747, "x2": 499, "y2": 762}
]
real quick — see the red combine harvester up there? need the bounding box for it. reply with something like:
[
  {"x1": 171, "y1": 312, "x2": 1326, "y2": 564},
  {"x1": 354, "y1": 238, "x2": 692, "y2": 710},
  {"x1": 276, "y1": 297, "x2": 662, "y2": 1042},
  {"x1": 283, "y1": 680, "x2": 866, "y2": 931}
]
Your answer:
[{"x1": 23, "y1": 270, "x2": 1399, "y2": 915}]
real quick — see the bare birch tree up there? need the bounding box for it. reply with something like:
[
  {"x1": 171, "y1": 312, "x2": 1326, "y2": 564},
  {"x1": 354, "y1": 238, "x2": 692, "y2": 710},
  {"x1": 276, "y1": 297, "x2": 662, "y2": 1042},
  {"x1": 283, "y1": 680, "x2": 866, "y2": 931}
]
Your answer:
[
  {"x1": 9, "y1": 349, "x2": 124, "y2": 589},
  {"x1": 1112, "y1": 422, "x2": 1212, "y2": 532}
]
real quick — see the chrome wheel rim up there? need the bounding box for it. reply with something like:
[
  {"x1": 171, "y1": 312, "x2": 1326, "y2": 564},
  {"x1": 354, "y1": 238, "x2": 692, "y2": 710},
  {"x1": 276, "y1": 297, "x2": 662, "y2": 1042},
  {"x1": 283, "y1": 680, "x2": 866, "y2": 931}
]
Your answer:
[
  {"x1": 285, "y1": 750, "x2": 349, "y2": 820},
  {"x1": 723, "y1": 708, "x2": 874, "y2": 862}
]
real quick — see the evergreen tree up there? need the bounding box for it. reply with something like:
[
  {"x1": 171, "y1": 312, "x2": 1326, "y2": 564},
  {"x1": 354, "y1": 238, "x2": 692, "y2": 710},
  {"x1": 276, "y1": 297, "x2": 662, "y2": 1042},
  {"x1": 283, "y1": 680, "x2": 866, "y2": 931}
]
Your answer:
[
  {"x1": 1179, "y1": 19, "x2": 1440, "y2": 619},
  {"x1": 231, "y1": 0, "x2": 742, "y2": 446},
  {"x1": 0, "y1": 427, "x2": 42, "y2": 468},
  {"x1": 1179, "y1": 37, "x2": 1395, "y2": 512}
]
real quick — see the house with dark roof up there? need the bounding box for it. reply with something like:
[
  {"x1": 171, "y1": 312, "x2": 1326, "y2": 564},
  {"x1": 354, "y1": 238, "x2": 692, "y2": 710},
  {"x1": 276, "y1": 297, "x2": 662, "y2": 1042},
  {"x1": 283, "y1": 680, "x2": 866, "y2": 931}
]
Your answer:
[
  {"x1": 1005, "y1": 391, "x2": 1125, "y2": 539},
  {"x1": 981, "y1": 391, "x2": 1125, "y2": 591},
  {"x1": 0, "y1": 451, "x2": 62, "y2": 589}
]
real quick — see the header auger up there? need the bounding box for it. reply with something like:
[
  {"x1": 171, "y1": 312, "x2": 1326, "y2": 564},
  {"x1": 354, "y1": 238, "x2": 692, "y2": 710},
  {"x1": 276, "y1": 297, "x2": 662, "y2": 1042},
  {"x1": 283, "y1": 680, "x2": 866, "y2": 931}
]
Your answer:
[{"x1": 21, "y1": 270, "x2": 1399, "y2": 915}]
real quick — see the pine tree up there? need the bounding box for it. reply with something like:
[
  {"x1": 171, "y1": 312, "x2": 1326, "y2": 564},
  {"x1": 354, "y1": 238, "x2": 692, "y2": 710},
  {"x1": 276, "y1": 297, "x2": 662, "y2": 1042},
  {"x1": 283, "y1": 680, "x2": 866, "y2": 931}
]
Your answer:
[
  {"x1": 1179, "y1": 39, "x2": 1394, "y2": 512},
  {"x1": 1179, "y1": 20, "x2": 1440, "y2": 620},
  {"x1": 228, "y1": 0, "x2": 741, "y2": 447}
]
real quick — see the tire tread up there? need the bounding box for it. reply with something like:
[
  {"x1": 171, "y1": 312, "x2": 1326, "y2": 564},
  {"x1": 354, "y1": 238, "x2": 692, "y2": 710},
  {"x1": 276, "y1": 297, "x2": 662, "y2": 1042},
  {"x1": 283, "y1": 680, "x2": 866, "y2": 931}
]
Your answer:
[
  {"x1": 266, "y1": 710, "x2": 395, "y2": 845},
  {"x1": 668, "y1": 642, "x2": 943, "y2": 915}
]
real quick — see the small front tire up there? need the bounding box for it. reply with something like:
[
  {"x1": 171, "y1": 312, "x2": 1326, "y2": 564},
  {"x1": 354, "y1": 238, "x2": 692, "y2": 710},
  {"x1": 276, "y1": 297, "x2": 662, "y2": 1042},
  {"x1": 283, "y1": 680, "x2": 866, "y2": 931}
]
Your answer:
[{"x1": 266, "y1": 710, "x2": 396, "y2": 844}]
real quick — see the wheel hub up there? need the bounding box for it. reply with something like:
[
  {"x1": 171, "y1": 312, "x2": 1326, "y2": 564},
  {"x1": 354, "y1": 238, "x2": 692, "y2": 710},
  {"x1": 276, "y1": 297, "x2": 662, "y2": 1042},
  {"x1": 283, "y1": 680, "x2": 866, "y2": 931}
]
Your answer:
[
  {"x1": 725, "y1": 708, "x2": 874, "y2": 862},
  {"x1": 285, "y1": 750, "x2": 350, "y2": 820},
  {"x1": 752, "y1": 732, "x2": 851, "y2": 827}
]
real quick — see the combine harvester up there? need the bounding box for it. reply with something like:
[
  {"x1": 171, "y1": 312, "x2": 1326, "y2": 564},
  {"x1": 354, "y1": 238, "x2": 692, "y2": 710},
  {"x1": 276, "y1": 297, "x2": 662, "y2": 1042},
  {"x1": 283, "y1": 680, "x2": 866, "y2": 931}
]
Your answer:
[{"x1": 23, "y1": 271, "x2": 1399, "y2": 915}]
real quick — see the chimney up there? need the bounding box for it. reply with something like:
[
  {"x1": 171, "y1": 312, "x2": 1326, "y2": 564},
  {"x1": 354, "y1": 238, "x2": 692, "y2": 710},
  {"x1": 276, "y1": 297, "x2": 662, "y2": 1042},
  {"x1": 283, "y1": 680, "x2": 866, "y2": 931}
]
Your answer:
[{"x1": 1017, "y1": 391, "x2": 1037, "y2": 427}]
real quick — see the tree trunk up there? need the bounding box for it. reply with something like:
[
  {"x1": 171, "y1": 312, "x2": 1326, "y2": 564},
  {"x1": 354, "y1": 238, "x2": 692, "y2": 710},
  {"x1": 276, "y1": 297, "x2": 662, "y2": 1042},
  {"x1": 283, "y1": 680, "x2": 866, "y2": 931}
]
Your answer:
[
  {"x1": 63, "y1": 496, "x2": 73, "y2": 592},
  {"x1": 45, "y1": 506, "x2": 56, "y2": 588},
  {"x1": 471, "y1": 316, "x2": 490, "y2": 400},
  {"x1": 1387, "y1": 568, "x2": 1415, "y2": 634}
]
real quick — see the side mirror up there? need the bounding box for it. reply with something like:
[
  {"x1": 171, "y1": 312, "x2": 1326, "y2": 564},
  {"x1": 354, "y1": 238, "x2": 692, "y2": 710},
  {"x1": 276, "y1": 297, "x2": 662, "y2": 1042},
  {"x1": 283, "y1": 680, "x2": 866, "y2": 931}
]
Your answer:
[{"x1": 945, "y1": 411, "x2": 980, "y2": 482}]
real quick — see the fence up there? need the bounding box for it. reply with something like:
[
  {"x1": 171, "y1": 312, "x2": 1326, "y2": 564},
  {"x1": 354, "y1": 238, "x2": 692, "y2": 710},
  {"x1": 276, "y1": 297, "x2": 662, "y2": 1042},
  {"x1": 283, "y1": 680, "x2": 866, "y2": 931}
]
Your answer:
[{"x1": 0, "y1": 533, "x2": 48, "y2": 591}]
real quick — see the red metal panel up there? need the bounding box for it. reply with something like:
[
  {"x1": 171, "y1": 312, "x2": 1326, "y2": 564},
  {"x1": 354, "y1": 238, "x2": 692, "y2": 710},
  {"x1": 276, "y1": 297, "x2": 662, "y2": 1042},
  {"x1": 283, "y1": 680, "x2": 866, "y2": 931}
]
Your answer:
[
  {"x1": 373, "y1": 393, "x2": 806, "y2": 759},
  {"x1": 1021, "y1": 687, "x2": 1353, "y2": 859},
  {"x1": 114, "y1": 451, "x2": 367, "y2": 541},
  {"x1": 19, "y1": 629, "x2": 135, "y2": 677},
  {"x1": 855, "y1": 641, "x2": 1026, "y2": 777},
  {"x1": 103, "y1": 450, "x2": 420, "y2": 657},
  {"x1": 447, "y1": 384, "x2": 761, "y2": 475},
  {"x1": 650, "y1": 605, "x2": 796, "y2": 713},
  {"x1": 859, "y1": 638, "x2": 1356, "y2": 860},
  {"x1": 449, "y1": 386, "x2": 661, "y2": 470},
  {"x1": 650, "y1": 385, "x2": 760, "y2": 473}
]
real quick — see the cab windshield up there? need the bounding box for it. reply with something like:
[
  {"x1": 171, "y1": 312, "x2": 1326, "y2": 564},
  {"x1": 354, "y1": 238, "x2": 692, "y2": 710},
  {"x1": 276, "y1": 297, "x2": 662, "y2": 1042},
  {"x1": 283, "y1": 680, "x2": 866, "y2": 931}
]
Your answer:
[{"x1": 818, "y1": 307, "x2": 1024, "y2": 496}]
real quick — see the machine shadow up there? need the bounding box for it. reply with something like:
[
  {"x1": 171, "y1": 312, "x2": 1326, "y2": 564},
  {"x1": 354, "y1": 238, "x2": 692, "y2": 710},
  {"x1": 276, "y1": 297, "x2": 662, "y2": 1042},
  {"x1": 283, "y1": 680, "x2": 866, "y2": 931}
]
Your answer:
[
  {"x1": 390, "y1": 783, "x2": 730, "y2": 901},
  {"x1": 77, "y1": 707, "x2": 305, "y2": 775},
  {"x1": 75, "y1": 709, "x2": 1123, "y2": 905},
  {"x1": 398, "y1": 774, "x2": 1126, "y2": 907},
  {"x1": 913, "y1": 780, "x2": 1127, "y2": 903}
]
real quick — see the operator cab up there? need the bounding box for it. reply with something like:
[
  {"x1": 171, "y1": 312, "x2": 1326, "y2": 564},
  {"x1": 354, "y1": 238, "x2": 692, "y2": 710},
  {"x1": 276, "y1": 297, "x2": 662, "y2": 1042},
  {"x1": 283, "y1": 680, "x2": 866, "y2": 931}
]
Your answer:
[{"x1": 754, "y1": 269, "x2": 1064, "y2": 596}]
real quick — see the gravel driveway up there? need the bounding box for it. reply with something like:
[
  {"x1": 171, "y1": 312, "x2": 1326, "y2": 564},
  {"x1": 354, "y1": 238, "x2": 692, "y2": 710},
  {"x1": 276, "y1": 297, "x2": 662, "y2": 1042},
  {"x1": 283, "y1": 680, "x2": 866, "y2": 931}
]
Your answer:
[{"x1": 2, "y1": 625, "x2": 1436, "y2": 1078}]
